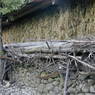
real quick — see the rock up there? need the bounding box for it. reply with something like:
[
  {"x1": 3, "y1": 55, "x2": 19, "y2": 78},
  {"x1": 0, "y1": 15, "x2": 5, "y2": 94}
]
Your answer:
[
  {"x1": 75, "y1": 86, "x2": 81, "y2": 92},
  {"x1": 3, "y1": 68, "x2": 95, "y2": 95},
  {"x1": 68, "y1": 87, "x2": 76, "y2": 93},
  {"x1": 78, "y1": 75, "x2": 87, "y2": 80},
  {"x1": 3, "y1": 81, "x2": 11, "y2": 88},
  {"x1": 32, "y1": 90, "x2": 38, "y2": 95},
  {"x1": 31, "y1": 83, "x2": 36, "y2": 88},
  {"x1": 46, "y1": 83, "x2": 54, "y2": 91},
  {"x1": 93, "y1": 85, "x2": 95, "y2": 89},
  {"x1": 43, "y1": 80, "x2": 48, "y2": 84},
  {"x1": 43, "y1": 88, "x2": 49, "y2": 93},
  {"x1": 41, "y1": 79, "x2": 48, "y2": 84},
  {"x1": 34, "y1": 92, "x2": 41, "y2": 95},
  {"x1": 55, "y1": 77, "x2": 60, "y2": 82},
  {"x1": 77, "y1": 93, "x2": 85, "y2": 95},
  {"x1": 49, "y1": 91, "x2": 56, "y2": 95},
  {"x1": 22, "y1": 87, "x2": 37, "y2": 95},
  {"x1": 11, "y1": 92, "x2": 21, "y2": 95},
  {"x1": 53, "y1": 87, "x2": 61, "y2": 94},
  {"x1": 57, "y1": 93, "x2": 63, "y2": 95},
  {"x1": 88, "y1": 79, "x2": 95, "y2": 85},
  {"x1": 70, "y1": 94, "x2": 75, "y2": 95},
  {"x1": 81, "y1": 84, "x2": 90, "y2": 92},
  {"x1": 34, "y1": 82, "x2": 39, "y2": 88},
  {"x1": 79, "y1": 84, "x2": 83, "y2": 90},
  {"x1": 86, "y1": 93, "x2": 95, "y2": 95},
  {"x1": 52, "y1": 81, "x2": 60, "y2": 86},
  {"x1": 38, "y1": 84, "x2": 45, "y2": 93},
  {"x1": 48, "y1": 78, "x2": 54, "y2": 83},
  {"x1": 90, "y1": 86, "x2": 95, "y2": 92},
  {"x1": 0, "y1": 94, "x2": 3, "y2": 95}
]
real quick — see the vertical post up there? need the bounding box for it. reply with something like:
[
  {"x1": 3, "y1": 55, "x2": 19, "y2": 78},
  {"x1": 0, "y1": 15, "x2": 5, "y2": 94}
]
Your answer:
[{"x1": 0, "y1": 14, "x2": 5, "y2": 83}]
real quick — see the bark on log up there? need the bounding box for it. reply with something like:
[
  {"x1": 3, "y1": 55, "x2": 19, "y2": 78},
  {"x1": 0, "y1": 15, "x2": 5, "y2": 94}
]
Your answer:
[
  {"x1": 4, "y1": 40, "x2": 95, "y2": 55},
  {"x1": 3, "y1": 39, "x2": 95, "y2": 71}
]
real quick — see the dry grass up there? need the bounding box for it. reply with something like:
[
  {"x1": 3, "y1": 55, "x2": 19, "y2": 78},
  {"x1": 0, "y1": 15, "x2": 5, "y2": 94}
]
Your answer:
[{"x1": 3, "y1": 1, "x2": 95, "y2": 44}]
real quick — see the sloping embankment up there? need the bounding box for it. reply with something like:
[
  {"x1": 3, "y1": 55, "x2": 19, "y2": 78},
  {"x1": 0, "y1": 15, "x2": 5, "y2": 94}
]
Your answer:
[{"x1": 3, "y1": 0, "x2": 95, "y2": 44}]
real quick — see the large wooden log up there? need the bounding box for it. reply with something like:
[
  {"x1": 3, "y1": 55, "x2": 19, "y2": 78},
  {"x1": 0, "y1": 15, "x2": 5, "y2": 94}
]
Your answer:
[
  {"x1": 3, "y1": 39, "x2": 95, "y2": 71},
  {"x1": 4, "y1": 40, "x2": 95, "y2": 55}
]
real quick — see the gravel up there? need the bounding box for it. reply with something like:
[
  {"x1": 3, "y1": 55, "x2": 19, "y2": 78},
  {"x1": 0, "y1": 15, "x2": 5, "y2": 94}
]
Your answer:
[
  {"x1": 81, "y1": 84, "x2": 90, "y2": 92},
  {"x1": 46, "y1": 83, "x2": 54, "y2": 91},
  {"x1": 0, "y1": 67, "x2": 95, "y2": 95},
  {"x1": 90, "y1": 86, "x2": 95, "y2": 92}
]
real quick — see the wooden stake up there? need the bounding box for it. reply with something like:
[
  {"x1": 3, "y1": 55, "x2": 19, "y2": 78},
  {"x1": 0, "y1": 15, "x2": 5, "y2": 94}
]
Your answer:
[
  {"x1": 0, "y1": 15, "x2": 5, "y2": 82},
  {"x1": 63, "y1": 60, "x2": 70, "y2": 95}
]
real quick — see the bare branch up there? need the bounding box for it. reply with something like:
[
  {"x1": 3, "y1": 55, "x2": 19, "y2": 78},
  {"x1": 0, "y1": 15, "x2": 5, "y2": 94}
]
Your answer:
[
  {"x1": 68, "y1": 55, "x2": 95, "y2": 70},
  {"x1": 63, "y1": 60, "x2": 70, "y2": 95}
]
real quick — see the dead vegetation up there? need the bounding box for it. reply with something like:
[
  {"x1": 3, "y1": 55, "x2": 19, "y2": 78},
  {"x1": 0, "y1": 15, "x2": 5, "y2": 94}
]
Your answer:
[
  {"x1": 3, "y1": 0, "x2": 95, "y2": 43},
  {"x1": 1, "y1": 37, "x2": 95, "y2": 94},
  {"x1": 1, "y1": 1, "x2": 95, "y2": 95}
]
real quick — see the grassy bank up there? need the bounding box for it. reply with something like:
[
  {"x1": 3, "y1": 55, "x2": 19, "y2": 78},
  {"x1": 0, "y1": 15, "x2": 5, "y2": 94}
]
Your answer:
[{"x1": 3, "y1": 0, "x2": 95, "y2": 43}]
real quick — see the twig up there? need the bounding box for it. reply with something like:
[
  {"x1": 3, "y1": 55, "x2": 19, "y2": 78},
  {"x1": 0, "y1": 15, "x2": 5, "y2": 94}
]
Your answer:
[
  {"x1": 63, "y1": 60, "x2": 70, "y2": 95},
  {"x1": 79, "y1": 71, "x2": 95, "y2": 75},
  {"x1": 0, "y1": 56, "x2": 20, "y2": 62},
  {"x1": 46, "y1": 41, "x2": 51, "y2": 49},
  {"x1": 68, "y1": 55, "x2": 95, "y2": 70}
]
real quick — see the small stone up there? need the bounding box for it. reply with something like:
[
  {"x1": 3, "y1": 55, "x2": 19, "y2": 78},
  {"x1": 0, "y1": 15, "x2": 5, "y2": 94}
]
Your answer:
[
  {"x1": 38, "y1": 84, "x2": 45, "y2": 93},
  {"x1": 41, "y1": 79, "x2": 48, "y2": 84},
  {"x1": 55, "y1": 77, "x2": 60, "y2": 81},
  {"x1": 90, "y1": 86, "x2": 95, "y2": 92},
  {"x1": 52, "y1": 81, "x2": 59, "y2": 86},
  {"x1": 88, "y1": 79, "x2": 95, "y2": 85},
  {"x1": 93, "y1": 85, "x2": 95, "y2": 89},
  {"x1": 41, "y1": 79, "x2": 44, "y2": 83},
  {"x1": 48, "y1": 78, "x2": 54, "y2": 83},
  {"x1": 79, "y1": 84, "x2": 83, "y2": 89},
  {"x1": 86, "y1": 93, "x2": 95, "y2": 95},
  {"x1": 57, "y1": 93, "x2": 63, "y2": 95},
  {"x1": 35, "y1": 92, "x2": 41, "y2": 95},
  {"x1": 23, "y1": 90, "x2": 32, "y2": 95},
  {"x1": 46, "y1": 94, "x2": 50, "y2": 95},
  {"x1": 31, "y1": 83, "x2": 36, "y2": 88},
  {"x1": 68, "y1": 87, "x2": 76, "y2": 93},
  {"x1": 49, "y1": 91, "x2": 56, "y2": 95},
  {"x1": 3, "y1": 81, "x2": 11, "y2": 88},
  {"x1": 36, "y1": 79, "x2": 41, "y2": 84},
  {"x1": 78, "y1": 75, "x2": 87, "y2": 80},
  {"x1": 32, "y1": 90, "x2": 38, "y2": 95},
  {"x1": 76, "y1": 86, "x2": 81, "y2": 92},
  {"x1": 78, "y1": 93, "x2": 85, "y2": 95},
  {"x1": 46, "y1": 83, "x2": 54, "y2": 91},
  {"x1": 82, "y1": 87, "x2": 89, "y2": 92},
  {"x1": 54, "y1": 86, "x2": 62, "y2": 94},
  {"x1": 43, "y1": 88, "x2": 49, "y2": 93},
  {"x1": 70, "y1": 94, "x2": 75, "y2": 95},
  {"x1": 81, "y1": 84, "x2": 89, "y2": 92},
  {"x1": 11, "y1": 92, "x2": 21, "y2": 95},
  {"x1": 42, "y1": 80, "x2": 48, "y2": 84}
]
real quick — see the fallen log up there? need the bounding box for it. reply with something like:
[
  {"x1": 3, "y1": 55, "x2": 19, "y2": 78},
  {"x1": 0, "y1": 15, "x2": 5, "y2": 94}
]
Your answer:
[
  {"x1": 3, "y1": 39, "x2": 95, "y2": 72},
  {"x1": 4, "y1": 40, "x2": 95, "y2": 55}
]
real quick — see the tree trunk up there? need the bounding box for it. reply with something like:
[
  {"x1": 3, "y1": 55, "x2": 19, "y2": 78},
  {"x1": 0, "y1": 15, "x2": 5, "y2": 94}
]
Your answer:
[{"x1": 0, "y1": 17, "x2": 5, "y2": 82}]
